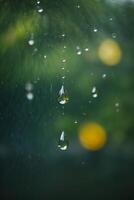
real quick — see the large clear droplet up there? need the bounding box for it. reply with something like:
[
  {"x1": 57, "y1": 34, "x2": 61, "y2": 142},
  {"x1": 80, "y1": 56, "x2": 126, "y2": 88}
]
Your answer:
[
  {"x1": 58, "y1": 85, "x2": 69, "y2": 105},
  {"x1": 58, "y1": 131, "x2": 69, "y2": 150}
]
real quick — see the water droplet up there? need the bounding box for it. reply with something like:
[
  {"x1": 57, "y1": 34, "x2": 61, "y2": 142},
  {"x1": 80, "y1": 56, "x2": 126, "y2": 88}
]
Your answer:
[
  {"x1": 92, "y1": 93, "x2": 98, "y2": 98},
  {"x1": 109, "y1": 17, "x2": 113, "y2": 21},
  {"x1": 25, "y1": 82, "x2": 33, "y2": 91},
  {"x1": 28, "y1": 39, "x2": 34, "y2": 46},
  {"x1": 76, "y1": 46, "x2": 80, "y2": 50},
  {"x1": 102, "y1": 74, "x2": 107, "y2": 78},
  {"x1": 84, "y1": 48, "x2": 89, "y2": 52},
  {"x1": 38, "y1": 8, "x2": 43, "y2": 13},
  {"x1": 61, "y1": 33, "x2": 66, "y2": 37},
  {"x1": 115, "y1": 102, "x2": 119, "y2": 107},
  {"x1": 112, "y1": 33, "x2": 117, "y2": 39},
  {"x1": 77, "y1": 51, "x2": 82, "y2": 55},
  {"x1": 74, "y1": 120, "x2": 78, "y2": 124},
  {"x1": 44, "y1": 55, "x2": 47, "y2": 59},
  {"x1": 77, "y1": 4, "x2": 80, "y2": 8},
  {"x1": 37, "y1": 0, "x2": 40, "y2": 4},
  {"x1": 63, "y1": 46, "x2": 67, "y2": 49},
  {"x1": 58, "y1": 85, "x2": 69, "y2": 105},
  {"x1": 58, "y1": 131, "x2": 68, "y2": 150},
  {"x1": 26, "y1": 92, "x2": 34, "y2": 100},
  {"x1": 62, "y1": 59, "x2": 66, "y2": 63},
  {"x1": 93, "y1": 28, "x2": 98, "y2": 32},
  {"x1": 92, "y1": 86, "x2": 96, "y2": 93}
]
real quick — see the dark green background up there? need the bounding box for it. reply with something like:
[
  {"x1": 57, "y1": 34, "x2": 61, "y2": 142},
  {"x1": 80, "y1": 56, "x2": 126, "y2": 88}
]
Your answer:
[{"x1": 0, "y1": 0, "x2": 134, "y2": 199}]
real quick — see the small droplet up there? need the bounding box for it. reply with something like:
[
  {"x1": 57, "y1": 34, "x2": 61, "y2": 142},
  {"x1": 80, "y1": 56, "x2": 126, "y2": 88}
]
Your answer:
[
  {"x1": 44, "y1": 55, "x2": 47, "y2": 59},
  {"x1": 92, "y1": 93, "x2": 98, "y2": 98},
  {"x1": 28, "y1": 39, "x2": 34, "y2": 46},
  {"x1": 26, "y1": 92, "x2": 34, "y2": 100},
  {"x1": 77, "y1": 51, "x2": 82, "y2": 55},
  {"x1": 93, "y1": 28, "x2": 98, "y2": 32},
  {"x1": 62, "y1": 76, "x2": 65, "y2": 79},
  {"x1": 102, "y1": 74, "x2": 107, "y2": 78},
  {"x1": 38, "y1": 8, "x2": 43, "y2": 13},
  {"x1": 76, "y1": 46, "x2": 80, "y2": 50},
  {"x1": 25, "y1": 82, "x2": 33, "y2": 91},
  {"x1": 92, "y1": 86, "x2": 96, "y2": 93},
  {"x1": 112, "y1": 33, "x2": 117, "y2": 39},
  {"x1": 61, "y1": 33, "x2": 66, "y2": 37},
  {"x1": 115, "y1": 102, "x2": 119, "y2": 107},
  {"x1": 58, "y1": 131, "x2": 68, "y2": 151},
  {"x1": 77, "y1": 4, "x2": 80, "y2": 8},
  {"x1": 37, "y1": 1, "x2": 40, "y2": 4},
  {"x1": 74, "y1": 120, "x2": 78, "y2": 124},
  {"x1": 84, "y1": 48, "x2": 89, "y2": 52},
  {"x1": 62, "y1": 59, "x2": 66, "y2": 63},
  {"x1": 63, "y1": 46, "x2": 67, "y2": 49},
  {"x1": 58, "y1": 85, "x2": 69, "y2": 105},
  {"x1": 109, "y1": 17, "x2": 113, "y2": 21}
]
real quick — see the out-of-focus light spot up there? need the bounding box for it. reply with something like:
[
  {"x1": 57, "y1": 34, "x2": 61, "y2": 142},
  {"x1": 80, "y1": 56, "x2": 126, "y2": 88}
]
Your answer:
[
  {"x1": 98, "y1": 39, "x2": 122, "y2": 66},
  {"x1": 79, "y1": 122, "x2": 107, "y2": 150},
  {"x1": 26, "y1": 92, "x2": 34, "y2": 100}
]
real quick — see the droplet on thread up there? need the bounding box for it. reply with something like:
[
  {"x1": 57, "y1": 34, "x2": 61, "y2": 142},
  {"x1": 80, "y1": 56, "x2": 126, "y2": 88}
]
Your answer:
[
  {"x1": 58, "y1": 85, "x2": 69, "y2": 105},
  {"x1": 58, "y1": 131, "x2": 69, "y2": 150}
]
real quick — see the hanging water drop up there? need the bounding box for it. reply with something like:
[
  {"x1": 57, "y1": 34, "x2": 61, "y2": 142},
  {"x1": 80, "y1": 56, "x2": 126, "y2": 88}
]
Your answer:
[
  {"x1": 58, "y1": 131, "x2": 69, "y2": 150},
  {"x1": 58, "y1": 85, "x2": 69, "y2": 105}
]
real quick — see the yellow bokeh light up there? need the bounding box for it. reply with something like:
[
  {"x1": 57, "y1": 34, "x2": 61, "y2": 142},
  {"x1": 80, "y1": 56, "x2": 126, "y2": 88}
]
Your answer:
[
  {"x1": 79, "y1": 122, "x2": 107, "y2": 151},
  {"x1": 98, "y1": 39, "x2": 122, "y2": 66}
]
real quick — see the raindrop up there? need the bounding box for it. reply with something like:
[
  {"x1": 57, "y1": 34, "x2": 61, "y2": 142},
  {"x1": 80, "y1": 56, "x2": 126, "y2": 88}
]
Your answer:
[
  {"x1": 28, "y1": 39, "x2": 34, "y2": 46},
  {"x1": 112, "y1": 33, "x2": 117, "y2": 39},
  {"x1": 58, "y1": 131, "x2": 68, "y2": 150},
  {"x1": 92, "y1": 93, "x2": 98, "y2": 98},
  {"x1": 115, "y1": 102, "x2": 119, "y2": 107},
  {"x1": 25, "y1": 82, "x2": 33, "y2": 91},
  {"x1": 38, "y1": 8, "x2": 44, "y2": 13},
  {"x1": 93, "y1": 28, "x2": 98, "y2": 32},
  {"x1": 61, "y1": 33, "x2": 66, "y2": 37},
  {"x1": 77, "y1": 4, "x2": 80, "y2": 8},
  {"x1": 26, "y1": 92, "x2": 34, "y2": 100},
  {"x1": 102, "y1": 74, "x2": 107, "y2": 78},
  {"x1": 109, "y1": 17, "x2": 113, "y2": 21},
  {"x1": 62, "y1": 59, "x2": 66, "y2": 63},
  {"x1": 84, "y1": 48, "x2": 89, "y2": 52},
  {"x1": 58, "y1": 85, "x2": 69, "y2": 105},
  {"x1": 92, "y1": 86, "x2": 96, "y2": 93},
  {"x1": 77, "y1": 51, "x2": 82, "y2": 55}
]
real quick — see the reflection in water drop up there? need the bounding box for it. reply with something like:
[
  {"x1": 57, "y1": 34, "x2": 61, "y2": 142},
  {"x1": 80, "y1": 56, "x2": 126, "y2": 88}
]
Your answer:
[
  {"x1": 58, "y1": 131, "x2": 68, "y2": 150},
  {"x1": 58, "y1": 85, "x2": 69, "y2": 105}
]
